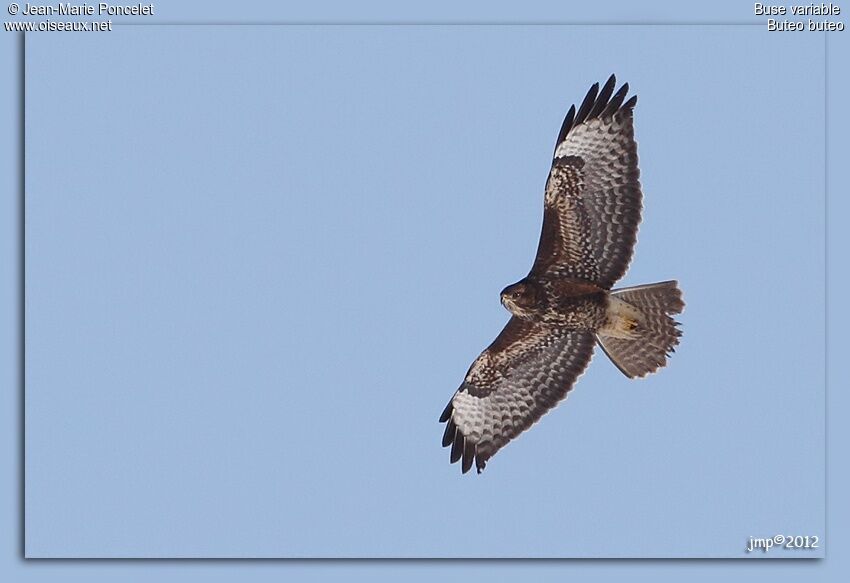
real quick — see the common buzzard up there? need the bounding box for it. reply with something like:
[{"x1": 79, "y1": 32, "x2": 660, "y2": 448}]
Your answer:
[{"x1": 440, "y1": 75, "x2": 684, "y2": 474}]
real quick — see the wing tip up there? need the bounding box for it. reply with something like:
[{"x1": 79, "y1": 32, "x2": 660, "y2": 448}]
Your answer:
[
  {"x1": 439, "y1": 398, "x2": 485, "y2": 475},
  {"x1": 461, "y1": 440, "x2": 475, "y2": 474},
  {"x1": 441, "y1": 418, "x2": 456, "y2": 447},
  {"x1": 556, "y1": 75, "x2": 636, "y2": 146},
  {"x1": 554, "y1": 104, "x2": 577, "y2": 147},
  {"x1": 449, "y1": 430, "x2": 464, "y2": 464},
  {"x1": 438, "y1": 400, "x2": 453, "y2": 423}
]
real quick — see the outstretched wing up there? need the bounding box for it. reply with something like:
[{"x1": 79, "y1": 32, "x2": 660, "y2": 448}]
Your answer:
[
  {"x1": 439, "y1": 318, "x2": 595, "y2": 473},
  {"x1": 531, "y1": 74, "x2": 642, "y2": 289}
]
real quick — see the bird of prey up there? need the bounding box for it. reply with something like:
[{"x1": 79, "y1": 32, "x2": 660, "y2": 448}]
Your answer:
[{"x1": 439, "y1": 75, "x2": 684, "y2": 474}]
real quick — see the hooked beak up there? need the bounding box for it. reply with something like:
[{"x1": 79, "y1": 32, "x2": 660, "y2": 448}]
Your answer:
[{"x1": 500, "y1": 294, "x2": 513, "y2": 311}]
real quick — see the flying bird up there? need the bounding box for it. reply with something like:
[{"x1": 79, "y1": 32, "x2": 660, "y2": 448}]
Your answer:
[{"x1": 440, "y1": 75, "x2": 684, "y2": 474}]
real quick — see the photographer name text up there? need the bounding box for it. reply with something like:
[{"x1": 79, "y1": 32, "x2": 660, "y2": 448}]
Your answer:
[{"x1": 19, "y1": 2, "x2": 153, "y2": 16}]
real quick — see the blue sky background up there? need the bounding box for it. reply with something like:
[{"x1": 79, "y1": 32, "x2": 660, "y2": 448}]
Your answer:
[
  {"x1": 23, "y1": 25, "x2": 825, "y2": 558},
  {"x1": 2, "y1": 0, "x2": 847, "y2": 579}
]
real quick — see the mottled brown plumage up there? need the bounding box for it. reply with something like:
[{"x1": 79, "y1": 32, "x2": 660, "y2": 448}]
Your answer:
[{"x1": 440, "y1": 75, "x2": 685, "y2": 474}]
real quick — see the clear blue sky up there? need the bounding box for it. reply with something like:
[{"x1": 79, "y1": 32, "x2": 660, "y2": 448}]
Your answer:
[{"x1": 22, "y1": 24, "x2": 826, "y2": 559}]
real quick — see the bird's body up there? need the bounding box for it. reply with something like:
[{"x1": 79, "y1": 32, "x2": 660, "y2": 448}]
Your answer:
[
  {"x1": 500, "y1": 276, "x2": 607, "y2": 328},
  {"x1": 440, "y1": 75, "x2": 685, "y2": 474}
]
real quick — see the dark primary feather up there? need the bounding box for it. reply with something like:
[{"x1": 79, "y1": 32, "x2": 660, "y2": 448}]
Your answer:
[
  {"x1": 462, "y1": 440, "x2": 475, "y2": 474},
  {"x1": 554, "y1": 105, "x2": 576, "y2": 149},
  {"x1": 601, "y1": 82, "x2": 630, "y2": 117},
  {"x1": 439, "y1": 400, "x2": 453, "y2": 423},
  {"x1": 573, "y1": 81, "x2": 599, "y2": 126},
  {"x1": 450, "y1": 431, "x2": 464, "y2": 463},
  {"x1": 441, "y1": 418, "x2": 456, "y2": 447},
  {"x1": 587, "y1": 74, "x2": 617, "y2": 120}
]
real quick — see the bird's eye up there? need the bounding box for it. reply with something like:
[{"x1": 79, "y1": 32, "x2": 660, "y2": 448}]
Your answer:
[{"x1": 513, "y1": 291, "x2": 522, "y2": 298}]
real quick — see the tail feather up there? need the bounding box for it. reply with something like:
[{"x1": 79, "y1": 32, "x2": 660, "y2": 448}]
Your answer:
[{"x1": 597, "y1": 280, "x2": 684, "y2": 379}]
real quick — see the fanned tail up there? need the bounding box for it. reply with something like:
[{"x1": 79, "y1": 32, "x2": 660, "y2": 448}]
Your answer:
[{"x1": 597, "y1": 280, "x2": 684, "y2": 379}]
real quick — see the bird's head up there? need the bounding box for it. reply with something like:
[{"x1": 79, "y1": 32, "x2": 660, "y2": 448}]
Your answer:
[{"x1": 500, "y1": 279, "x2": 541, "y2": 318}]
